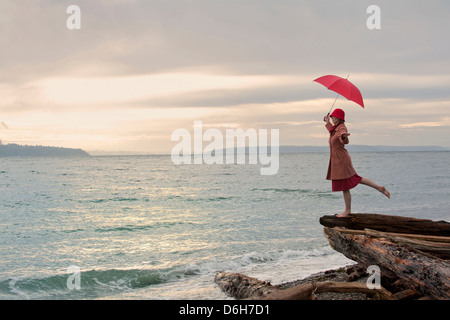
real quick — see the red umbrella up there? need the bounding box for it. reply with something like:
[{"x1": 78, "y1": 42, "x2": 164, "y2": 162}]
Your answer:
[{"x1": 314, "y1": 75, "x2": 364, "y2": 115}]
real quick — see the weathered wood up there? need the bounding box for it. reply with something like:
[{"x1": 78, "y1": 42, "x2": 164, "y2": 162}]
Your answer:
[
  {"x1": 323, "y1": 227, "x2": 450, "y2": 299},
  {"x1": 214, "y1": 214, "x2": 450, "y2": 300},
  {"x1": 214, "y1": 271, "x2": 397, "y2": 300},
  {"x1": 319, "y1": 213, "x2": 450, "y2": 236},
  {"x1": 262, "y1": 283, "x2": 316, "y2": 300},
  {"x1": 365, "y1": 228, "x2": 450, "y2": 260},
  {"x1": 214, "y1": 271, "x2": 314, "y2": 300},
  {"x1": 394, "y1": 289, "x2": 420, "y2": 300},
  {"x1": 330, "y1": 227, "x2": 450, "y2": 243},
  {"x1": 214, "y1": 272, "x2": 279, "y2": 299},
  {"x1": 331, "y1": 227, "x2": 450, "y2": 260},
  {"x1": 266, "y1": 281, "x2": 397, "y2": 300},
  {"x1": 314, "y1": 281, "x2": 397, "y2": 300}
]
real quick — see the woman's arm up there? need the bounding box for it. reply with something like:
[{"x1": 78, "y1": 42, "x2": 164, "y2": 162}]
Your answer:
[
  {"x1": 337, "y1": 127, "x2": 351, "y2": 144},
  {"x1": 324, "y1": 114, "x2": 334, "y2": 131},
  {"x1": 325, "y1": 122, "x2": 333, "y2": 131},
  {"x1": 341, "y1": 133, "x2": 350, "y2": 144}
]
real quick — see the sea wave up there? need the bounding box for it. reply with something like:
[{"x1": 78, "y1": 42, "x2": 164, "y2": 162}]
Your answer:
[
  {"x1": 81, "y1": 197, "x2": 140, "y2": 203},
  {"x1": 0, "y1": 268, "x2": 166, "y2": 300},
  {"x1": 55, "y1": 221, "x2": 194, "y2": 235},
  {"x1": 94, "y1": 221, "x2": 188, "y2": 233},
  {"x1": 252, "y1": 188, "x2": 311, "y2": 193},
  {"x1": 251, "y1": 187, "x2": 339, "y2": 199},
  {"x1": 0, "y1": 246, "x2": 341, "y2": 300},
  {"x1": 184, "y1": 196, "x2": 236, "y2": 202}
]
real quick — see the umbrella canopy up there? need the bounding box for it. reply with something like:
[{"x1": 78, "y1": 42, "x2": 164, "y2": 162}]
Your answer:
[{"x1": 314, "y1": 75, "x2": 364, "y2": 108}]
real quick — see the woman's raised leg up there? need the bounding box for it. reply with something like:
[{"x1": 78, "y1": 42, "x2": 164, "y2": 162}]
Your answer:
[{"x1": 360, "y1": 177, "x2": 390, "y2": 198}]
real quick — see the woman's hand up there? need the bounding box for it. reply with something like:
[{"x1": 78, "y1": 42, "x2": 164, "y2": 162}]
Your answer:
[
  {"x1": 323, "y1": 113, "x2": 330, "y2": 122},
  {"x1": 341, "y1": 133, "x2": 351, "y2": 139}
]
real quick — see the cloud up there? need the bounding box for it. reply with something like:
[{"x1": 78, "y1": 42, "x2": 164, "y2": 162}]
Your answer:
[
  {"x1": 399, "y1": 118, "x2": 450, "y2": 129},
  {"x1": 1, "y1": 0, "x2": 450, "y2": 150},
  {"x1": 3, "y1": 1, "x2": 449, "y2": 80},
  {"x1": 37, "y1": 73, "x2": 286, "y2": 107}
]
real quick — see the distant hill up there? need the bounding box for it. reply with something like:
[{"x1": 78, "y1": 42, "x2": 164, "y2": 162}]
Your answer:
[
  {"x1": 220, "y1": 145, "x2": 449, "y2": 154},
  {"x1": 0, "y1": 143, "x2": 90, "y2": 157},
  {"x1": 280, "y1": 145, "x2": 449, "y2": 153}
]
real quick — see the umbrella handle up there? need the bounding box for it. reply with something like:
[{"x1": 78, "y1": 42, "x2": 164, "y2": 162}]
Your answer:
[{"x1": 329, "y1": 93, "x2": 340, "y2": 114}]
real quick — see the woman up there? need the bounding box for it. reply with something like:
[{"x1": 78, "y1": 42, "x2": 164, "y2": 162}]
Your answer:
[{"x1": 324, "y1": 108, "x2": 390, "y2": 218}]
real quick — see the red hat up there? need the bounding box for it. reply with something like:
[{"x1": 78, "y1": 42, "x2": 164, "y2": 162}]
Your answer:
[{"x1": 330, "y1": 108, "x2": 345, "y2": 121}]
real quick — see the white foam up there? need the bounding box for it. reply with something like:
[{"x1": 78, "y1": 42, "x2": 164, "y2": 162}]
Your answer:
[{"x1": 103, "y1": 247, "x2": 354, "y2": 299}]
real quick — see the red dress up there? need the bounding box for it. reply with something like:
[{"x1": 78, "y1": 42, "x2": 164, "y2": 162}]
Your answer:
[{"x1": 332, "y1": 174, "x2": 362, "y2": 191}]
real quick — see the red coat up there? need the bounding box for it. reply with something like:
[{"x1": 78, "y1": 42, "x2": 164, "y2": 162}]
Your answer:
[{"x1": 325, "y1": 122, "x2": 357, "y2": 180}]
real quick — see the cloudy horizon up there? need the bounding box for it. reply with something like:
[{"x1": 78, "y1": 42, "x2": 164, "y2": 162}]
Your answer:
[{"x1": 1, "y1": 0, "x2": 449, "y2": 154}]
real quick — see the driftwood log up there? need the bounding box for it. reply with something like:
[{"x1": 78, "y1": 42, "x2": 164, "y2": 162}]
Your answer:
[
  {"x1": 320, "y1": 214, "x2": 450, "y2": 299},
  {"x1": 328, "y1": 227, "x2": 450, "y2": 260},
  {"x1": 214, "y1": 272, "x2": 279, "y2": 299},
  {"x1": 214, "y1": 271, "x2": 396, "y2": 300},
  {"x1": 319, "y1": 213, "x2": 450, "y2": 236},
  {"x1": 214, "y1": 213, "x2": 450, "y2": 300}
]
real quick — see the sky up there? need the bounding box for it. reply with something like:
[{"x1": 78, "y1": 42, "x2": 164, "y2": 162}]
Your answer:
[{"x1": 1, "y1": 0, "x2": 449, "y2": 154}]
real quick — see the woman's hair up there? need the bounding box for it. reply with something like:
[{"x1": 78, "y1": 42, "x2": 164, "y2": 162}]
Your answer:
[{"x1": 333, "y1": 117, "x2": 345, "y2": 125}]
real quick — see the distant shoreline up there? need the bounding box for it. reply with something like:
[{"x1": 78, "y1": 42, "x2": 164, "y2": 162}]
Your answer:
[
  {"x1": 89, "y1": 145, "x2": 450, "y2": 156},
  {"x1": 281, "y1": 145, "x2": 449, "y2": 153},
  {"x1": 0, "y1": 143, "x2": 90, "y2": 157},
  {"x1": 1, "y1": 143, "x2": 447, "y2": 157}
]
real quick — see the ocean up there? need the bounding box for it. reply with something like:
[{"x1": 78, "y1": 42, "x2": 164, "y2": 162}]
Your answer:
[{"x1": 0, "y1": 152, "x2": 449, "y2": 300}]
